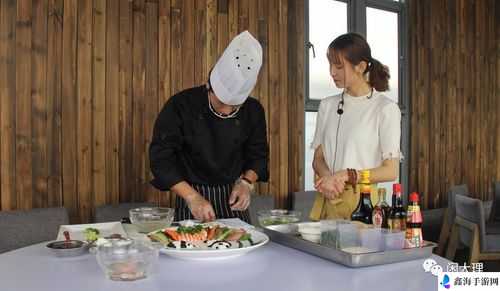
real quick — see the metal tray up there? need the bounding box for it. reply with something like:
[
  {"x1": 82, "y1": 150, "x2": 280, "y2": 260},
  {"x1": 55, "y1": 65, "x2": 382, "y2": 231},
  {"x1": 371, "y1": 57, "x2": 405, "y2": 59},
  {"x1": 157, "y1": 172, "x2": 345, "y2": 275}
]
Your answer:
[{"x1": 263, "y1": 224, "x2": 436, "y2": 268}]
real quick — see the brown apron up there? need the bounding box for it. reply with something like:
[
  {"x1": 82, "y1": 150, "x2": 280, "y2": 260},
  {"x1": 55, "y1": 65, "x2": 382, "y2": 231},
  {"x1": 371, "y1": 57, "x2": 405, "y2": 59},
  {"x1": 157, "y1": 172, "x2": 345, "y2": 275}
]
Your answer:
[{"x1": 309, "y1": 184, "x2": 378, "y2": 221}]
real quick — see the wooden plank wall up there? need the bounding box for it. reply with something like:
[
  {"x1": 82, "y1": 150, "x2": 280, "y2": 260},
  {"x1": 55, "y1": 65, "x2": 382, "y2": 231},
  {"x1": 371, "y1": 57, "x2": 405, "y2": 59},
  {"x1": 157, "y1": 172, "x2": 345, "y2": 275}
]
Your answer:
[
  {"x1": 0, "y1": 0, "x2": 305, "y2": 222},
  {"x1": 408, "y1": 0, "x2": 499, "y2": 209}
]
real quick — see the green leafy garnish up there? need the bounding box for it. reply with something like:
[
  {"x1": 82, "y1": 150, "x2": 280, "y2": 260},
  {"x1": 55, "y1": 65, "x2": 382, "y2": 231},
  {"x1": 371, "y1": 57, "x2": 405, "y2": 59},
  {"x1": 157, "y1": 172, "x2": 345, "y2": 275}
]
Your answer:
[
  {"x1": 215, "y1": 228, "x2": 233, "y2": 240},
  {"x1": 84, "y1": 228, "x2": 100, "y2": 242},
  {"x1": 177, "y1": 224, "x2": 204, "y2": 234},
  {"x1": 239, "y1": 233, "x2": 251, "y2": 241}
]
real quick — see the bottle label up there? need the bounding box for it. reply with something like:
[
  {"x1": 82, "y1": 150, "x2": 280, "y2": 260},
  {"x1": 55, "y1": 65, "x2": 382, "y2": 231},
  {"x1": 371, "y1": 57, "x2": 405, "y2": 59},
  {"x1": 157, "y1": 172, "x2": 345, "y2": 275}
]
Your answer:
[
  {"x1": 373, "y1": 210, "x2": 383, "y2": 228},
  {"x1": 405, "y1": 228, "x2": 423, "y2": 248},
  {"x1": 407, "y1": 205, "x2": 422, "y2": 223},
  {"x1": 389, "y1": 218, "x2": 407, "y2": 231}
]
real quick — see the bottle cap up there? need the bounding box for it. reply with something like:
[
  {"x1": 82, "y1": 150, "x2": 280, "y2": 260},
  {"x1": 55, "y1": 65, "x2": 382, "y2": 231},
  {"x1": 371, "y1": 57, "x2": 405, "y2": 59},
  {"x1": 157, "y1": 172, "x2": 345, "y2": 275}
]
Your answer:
[
  {"x1": 360, "y1": 170, "x2": 370, "y2": 184},
  {"x1": 409, "y1": 192, "x2": 419, "y2": 202},
  {"x1": 393, "y1": 183, "x2": 401, "y2": 193}
]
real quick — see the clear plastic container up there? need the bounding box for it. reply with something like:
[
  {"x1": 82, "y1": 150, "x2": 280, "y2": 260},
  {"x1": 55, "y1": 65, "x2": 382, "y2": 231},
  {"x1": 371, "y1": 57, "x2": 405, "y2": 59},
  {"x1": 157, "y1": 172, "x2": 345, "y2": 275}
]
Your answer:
[
  {"x1": 96, "y1": 239, "x2": 159, "y2": 281},
  {"x1": 382, "y1": 229, "x2": 406, "y2": 251},
  {"x1": 319, "y1": 219, "x2": 349, "y2": 248},
  {"x1": 359, "y1": 228, "x2": 383, "y2": 252},
  {"x1": 336, "y1": 223, "x2": 360, "y2": 251}
]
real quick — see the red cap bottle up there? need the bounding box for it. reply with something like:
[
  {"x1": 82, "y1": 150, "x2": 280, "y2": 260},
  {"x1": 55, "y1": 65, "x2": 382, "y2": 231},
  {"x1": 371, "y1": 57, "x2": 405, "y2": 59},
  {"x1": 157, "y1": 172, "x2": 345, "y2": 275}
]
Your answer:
[{"x1": 409, "y1": 192, "x2": 419, "y2": 203}]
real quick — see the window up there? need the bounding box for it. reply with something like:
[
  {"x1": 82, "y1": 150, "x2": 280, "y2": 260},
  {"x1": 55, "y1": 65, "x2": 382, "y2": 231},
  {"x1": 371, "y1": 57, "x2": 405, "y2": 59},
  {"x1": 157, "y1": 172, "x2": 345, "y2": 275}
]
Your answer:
[
  {"x1": 308, "y1": 0, "x2": 347, "y2": 101},
  {"x1": 305, "y1": 0, "x2": 408, "y2": 198}
]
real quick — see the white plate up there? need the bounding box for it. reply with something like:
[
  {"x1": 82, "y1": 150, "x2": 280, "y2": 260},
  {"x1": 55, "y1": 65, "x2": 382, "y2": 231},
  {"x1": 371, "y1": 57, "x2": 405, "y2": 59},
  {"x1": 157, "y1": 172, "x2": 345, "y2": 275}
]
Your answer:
[
  {"x1": 56, "y1": 222, "x2": 127, "y2": 241},
  {"x1": 158, "y1": 228, "x2": 269, "y2": 260}
]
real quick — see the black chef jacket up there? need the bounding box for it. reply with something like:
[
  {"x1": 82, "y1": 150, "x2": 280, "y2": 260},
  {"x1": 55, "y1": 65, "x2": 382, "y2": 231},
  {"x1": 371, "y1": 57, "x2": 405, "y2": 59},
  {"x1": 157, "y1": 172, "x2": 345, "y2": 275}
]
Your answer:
[{"x1": 149, "y1": 85, "x2": 269, "y2": 191}]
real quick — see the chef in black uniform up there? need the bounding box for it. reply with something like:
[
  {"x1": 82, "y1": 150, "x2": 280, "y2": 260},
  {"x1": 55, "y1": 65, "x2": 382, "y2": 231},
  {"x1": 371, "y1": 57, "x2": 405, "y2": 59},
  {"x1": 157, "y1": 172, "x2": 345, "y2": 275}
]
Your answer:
[{"x1": 149, "y1": 31, "x2": 268, "y2": 223}]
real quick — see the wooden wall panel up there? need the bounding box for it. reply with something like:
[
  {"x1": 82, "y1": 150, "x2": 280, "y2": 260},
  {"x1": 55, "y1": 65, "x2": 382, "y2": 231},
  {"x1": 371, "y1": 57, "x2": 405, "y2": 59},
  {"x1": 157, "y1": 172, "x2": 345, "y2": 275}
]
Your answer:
[
  {"x1": 409, "y1": 0, "x2": 500, "y2": 208},
  {"x1": 1, "y1": 0, "x2": 18, "y2": 211},
  {"x1": 0, "y1": 0, "x2": 305, "y2": 222}
]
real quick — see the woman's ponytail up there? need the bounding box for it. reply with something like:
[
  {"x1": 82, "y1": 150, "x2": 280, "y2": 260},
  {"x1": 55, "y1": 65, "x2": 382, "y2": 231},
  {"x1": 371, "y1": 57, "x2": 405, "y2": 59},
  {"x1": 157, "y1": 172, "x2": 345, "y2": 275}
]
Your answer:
[{"x1": 368, "y1": 58, "x2": 390, "y2": 92}]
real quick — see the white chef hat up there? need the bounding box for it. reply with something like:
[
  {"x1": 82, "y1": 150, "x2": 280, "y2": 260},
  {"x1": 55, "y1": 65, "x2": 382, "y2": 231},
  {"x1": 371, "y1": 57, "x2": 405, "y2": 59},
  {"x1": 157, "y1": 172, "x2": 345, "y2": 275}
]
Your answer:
[{"x1": 210, "y1": 31, "x2": 263, "y2": 106}]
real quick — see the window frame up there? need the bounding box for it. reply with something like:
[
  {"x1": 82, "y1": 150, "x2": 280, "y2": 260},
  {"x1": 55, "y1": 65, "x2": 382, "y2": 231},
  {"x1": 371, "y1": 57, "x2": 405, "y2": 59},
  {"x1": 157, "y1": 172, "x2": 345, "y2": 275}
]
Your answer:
[{"x1": 304, "y1": 0, "x2": 409, "y2": 200}]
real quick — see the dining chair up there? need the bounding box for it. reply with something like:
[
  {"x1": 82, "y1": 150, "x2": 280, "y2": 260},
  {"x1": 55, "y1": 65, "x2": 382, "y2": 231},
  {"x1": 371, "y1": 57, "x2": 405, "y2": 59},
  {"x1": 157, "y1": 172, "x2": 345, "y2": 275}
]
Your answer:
[
  {"x1": 490, "y1": 181, "x2": 500, "y2": 222},
  {"x1": 290, "y1": 190, "x2": 317, "y2": 222},
  {"x1": 0, "y1": 207, "x2": 69, "y2": 253},
  {"x1": 94, "y1": 202, "x2": 156, "y2": 223},
  {"x1": 445, "y1": 194, "x2": 500, "y2": 264},
  {"x1": 436, "y1": 184, "x2": 470, "y2": 255}
]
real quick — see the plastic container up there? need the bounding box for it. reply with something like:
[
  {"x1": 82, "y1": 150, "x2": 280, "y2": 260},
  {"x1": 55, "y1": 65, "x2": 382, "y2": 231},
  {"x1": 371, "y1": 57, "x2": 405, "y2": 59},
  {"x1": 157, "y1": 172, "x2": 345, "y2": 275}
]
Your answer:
[
  {"x1": 359, "y1": 228, "x2": 383, "y2": 252},
  {"x1": 319, "y1": 219, "x2": 349, "y2": 248},
  {"x1": 382, "y1": 229, "x2": 406, "y2": 250},
  {"x1": 336, "y1": 223, "x2": 360, "y2": 251}
]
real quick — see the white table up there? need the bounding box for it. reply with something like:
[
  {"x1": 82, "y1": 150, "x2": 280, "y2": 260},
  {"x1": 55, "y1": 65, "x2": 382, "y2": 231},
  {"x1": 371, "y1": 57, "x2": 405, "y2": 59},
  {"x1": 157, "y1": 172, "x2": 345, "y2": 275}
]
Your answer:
[{"x1": 0, "y1": 240, "x2": 448, "y2": 291}]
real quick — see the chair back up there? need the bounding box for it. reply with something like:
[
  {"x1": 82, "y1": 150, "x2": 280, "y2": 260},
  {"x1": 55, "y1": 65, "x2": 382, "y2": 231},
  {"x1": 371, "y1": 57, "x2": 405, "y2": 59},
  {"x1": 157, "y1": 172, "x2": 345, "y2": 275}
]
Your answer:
[
  {"x1": 94, "y1": 202, "x2": 156, "y2": 223},
  {"x1": 0, "y1": 207, "x2": 69, "y2": 253}
]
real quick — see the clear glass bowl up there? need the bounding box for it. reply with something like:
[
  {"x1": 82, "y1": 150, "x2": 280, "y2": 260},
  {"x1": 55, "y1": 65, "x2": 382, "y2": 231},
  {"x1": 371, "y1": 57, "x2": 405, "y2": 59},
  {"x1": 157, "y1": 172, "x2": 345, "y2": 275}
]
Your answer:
[
  {"x1": 96, "y1": 239, "x2": 158, "y2": 281},
  {"x1": 129, "y1": 207, "x2": 174, "y2": 233},
  {"x1": 257, "y1": 209, "x2": 301, "y2": 227}
]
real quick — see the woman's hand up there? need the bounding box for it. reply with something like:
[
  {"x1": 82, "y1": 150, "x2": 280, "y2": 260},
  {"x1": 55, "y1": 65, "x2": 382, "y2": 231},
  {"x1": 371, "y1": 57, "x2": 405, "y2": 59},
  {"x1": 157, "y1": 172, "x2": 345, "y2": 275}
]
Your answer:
[
  {"x1": 186, "y1": 193, "x2": 216, "y2": 222},
  {"x1": 229, "y1": 180, "x2": 252, "y2": 211},
  {"x1": 315, "y1": 170, "x2": 348, "y2": 199}
]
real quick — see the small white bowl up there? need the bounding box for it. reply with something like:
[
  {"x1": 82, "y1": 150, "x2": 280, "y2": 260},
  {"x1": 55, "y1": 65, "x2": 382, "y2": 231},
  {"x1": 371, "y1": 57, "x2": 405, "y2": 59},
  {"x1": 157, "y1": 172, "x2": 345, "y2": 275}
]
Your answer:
[
  {"x1": 301, "y1": 233, "x2": 321, "y2": 243},
  {"x1": 297, "y1": 222, "x2": 321, "y2": 234},
  {"x1": 297, "y1": 222, "x2": 321, "y2": 243}
]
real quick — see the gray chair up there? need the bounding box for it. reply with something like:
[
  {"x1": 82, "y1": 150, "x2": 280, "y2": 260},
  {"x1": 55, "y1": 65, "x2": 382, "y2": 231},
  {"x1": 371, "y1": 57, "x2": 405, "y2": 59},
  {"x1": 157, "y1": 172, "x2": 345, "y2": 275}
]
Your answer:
[
  {"x1": 290, "y1": 190, "x2": 317, "y2": 222},
  {"x1": 248, "y1": 194, "x2": 274, "y2": 226},
  {"x1": 446, "y1": 195, "x2": 500, "y2": 264},
  {"x1": 0, "y1": 207, "x2": 69, "y2": 253},
  {"x1": 490, "y1": 181, "x2": 500, "y2": 222},
  {"x1": 422, "y1": 208, "x2": 445, "y2": 243},
  {"x1": 436, "y1": 184, "x2": 470, "y2": 255},
  {"x1": 484, "y1": 181, "x2": 500, "y2": 235},
  {"x1": 94, "y1": 202, "x2": 156, "y2": 223}
]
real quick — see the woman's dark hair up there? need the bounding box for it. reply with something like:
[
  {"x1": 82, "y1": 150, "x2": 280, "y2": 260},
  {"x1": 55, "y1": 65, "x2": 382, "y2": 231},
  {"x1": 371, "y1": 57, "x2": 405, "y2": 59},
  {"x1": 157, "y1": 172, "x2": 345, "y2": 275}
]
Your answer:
[{"x1": 327, "y1": 33, "x2": 390, "y2": 92}]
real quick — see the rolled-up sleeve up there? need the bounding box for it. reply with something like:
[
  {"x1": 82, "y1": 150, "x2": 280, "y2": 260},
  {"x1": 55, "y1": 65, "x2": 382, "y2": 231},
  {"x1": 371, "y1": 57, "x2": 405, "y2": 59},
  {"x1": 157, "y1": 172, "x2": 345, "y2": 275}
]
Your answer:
[
  {"x1": 379, "y1": 102, "x2": 403, "y2": 161},
  {"x1": 243, "y1": 102, "x2": 269, "y2": 182},
  {"x1": 310, "y1": 99, "x2": 327, "y2": 150},
  {"x1": 149, "y1": 97, "x2": 185, "y2": 191}
]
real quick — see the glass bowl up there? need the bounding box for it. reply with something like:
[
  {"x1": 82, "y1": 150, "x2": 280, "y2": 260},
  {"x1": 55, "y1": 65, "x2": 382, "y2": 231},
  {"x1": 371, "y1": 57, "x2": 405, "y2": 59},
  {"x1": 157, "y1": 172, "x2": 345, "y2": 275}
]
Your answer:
[
  {"x1": 257, "y1": 209, "x2": 301, "y2": 227},
  {"x1": 129, "y1": 207, "x2": 174, "y2": 233},
  {"x1": 96, "y1": 239, "x2": 158, "y2": 281}
]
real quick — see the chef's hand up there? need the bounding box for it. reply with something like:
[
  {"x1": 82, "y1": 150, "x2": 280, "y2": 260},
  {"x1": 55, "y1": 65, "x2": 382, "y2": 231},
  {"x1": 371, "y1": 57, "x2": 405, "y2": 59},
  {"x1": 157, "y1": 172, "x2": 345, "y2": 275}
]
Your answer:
[
  {"x1": 229, "y1": 180, "x2": 251, "y2": 211},
  {"x1": 315, "y1": 171, "x2": 348, "y2": 200},
  {"x1": 186, "y1": 194, "x2": 216, "y2": 222}
]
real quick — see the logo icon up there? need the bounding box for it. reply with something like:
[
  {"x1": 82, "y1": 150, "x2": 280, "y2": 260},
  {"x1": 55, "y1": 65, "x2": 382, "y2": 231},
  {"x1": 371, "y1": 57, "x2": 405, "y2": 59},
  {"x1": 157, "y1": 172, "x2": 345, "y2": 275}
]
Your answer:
[{"x1": 440, "y1": 274, "x2": 451, "y2": 289}]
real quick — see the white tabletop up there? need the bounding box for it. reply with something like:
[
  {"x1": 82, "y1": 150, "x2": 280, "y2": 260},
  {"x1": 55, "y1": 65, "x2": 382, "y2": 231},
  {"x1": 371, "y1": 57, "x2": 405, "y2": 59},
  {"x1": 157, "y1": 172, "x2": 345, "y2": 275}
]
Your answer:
[{"x1": 0, "y1": 240, "x2": 448, "y2": 291}]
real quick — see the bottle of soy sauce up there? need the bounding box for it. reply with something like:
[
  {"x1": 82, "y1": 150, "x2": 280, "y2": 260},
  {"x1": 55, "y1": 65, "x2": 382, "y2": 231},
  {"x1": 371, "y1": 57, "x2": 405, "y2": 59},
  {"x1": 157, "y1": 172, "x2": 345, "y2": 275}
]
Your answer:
[{"x1": 350, "y1": 170, "x2": 373, "y2": 224}]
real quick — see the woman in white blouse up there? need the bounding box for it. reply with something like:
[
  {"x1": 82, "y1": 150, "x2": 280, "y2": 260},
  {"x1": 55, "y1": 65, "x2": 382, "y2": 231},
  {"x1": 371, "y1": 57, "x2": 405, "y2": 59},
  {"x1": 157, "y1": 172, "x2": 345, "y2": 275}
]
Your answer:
[{"x1": 310, "y1": 33, "x2": 402, "y2": 220}]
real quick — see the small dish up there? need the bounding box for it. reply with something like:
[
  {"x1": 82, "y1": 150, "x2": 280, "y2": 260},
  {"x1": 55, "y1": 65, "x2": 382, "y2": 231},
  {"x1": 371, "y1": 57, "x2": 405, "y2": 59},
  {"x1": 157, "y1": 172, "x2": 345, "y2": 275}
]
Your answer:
[{"x1": 47, "y1": 231, "x2": 88, "y2": 257}]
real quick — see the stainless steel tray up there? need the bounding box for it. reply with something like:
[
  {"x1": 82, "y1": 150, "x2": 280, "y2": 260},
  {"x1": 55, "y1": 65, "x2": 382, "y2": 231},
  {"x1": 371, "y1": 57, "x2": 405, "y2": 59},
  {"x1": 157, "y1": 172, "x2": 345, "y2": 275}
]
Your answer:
[{"x1": 263, "y1": 224, "x2": 436, "y2": 268}]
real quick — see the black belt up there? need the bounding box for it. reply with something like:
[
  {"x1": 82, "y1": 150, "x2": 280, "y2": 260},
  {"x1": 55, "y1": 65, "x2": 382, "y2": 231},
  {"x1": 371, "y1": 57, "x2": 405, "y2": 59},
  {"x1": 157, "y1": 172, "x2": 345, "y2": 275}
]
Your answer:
[{"x1": 175, "y1": 183, "x2": 251, "y2": 223}]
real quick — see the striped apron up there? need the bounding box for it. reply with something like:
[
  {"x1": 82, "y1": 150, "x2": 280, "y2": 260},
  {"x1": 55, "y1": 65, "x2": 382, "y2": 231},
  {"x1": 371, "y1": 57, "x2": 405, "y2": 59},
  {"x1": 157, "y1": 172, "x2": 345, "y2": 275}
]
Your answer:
[{"x1": 175, "y1": 183, "x2": 251, "y2": 224}]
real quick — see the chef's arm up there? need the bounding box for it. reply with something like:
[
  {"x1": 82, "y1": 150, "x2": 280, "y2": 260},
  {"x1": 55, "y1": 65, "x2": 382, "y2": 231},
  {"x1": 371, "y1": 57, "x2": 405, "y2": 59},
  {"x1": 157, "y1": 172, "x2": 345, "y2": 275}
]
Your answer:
[
  {"x1": 241, "y1": 169, "x2": 258, "y2": 184},
  {"x1": 170, "y1": 181, "x2": 203, "y2": 203}
]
